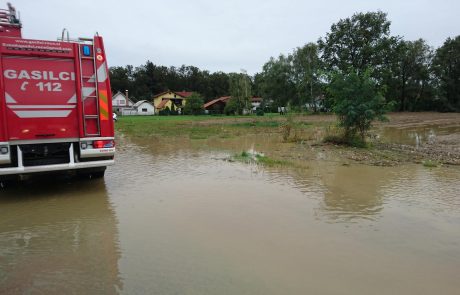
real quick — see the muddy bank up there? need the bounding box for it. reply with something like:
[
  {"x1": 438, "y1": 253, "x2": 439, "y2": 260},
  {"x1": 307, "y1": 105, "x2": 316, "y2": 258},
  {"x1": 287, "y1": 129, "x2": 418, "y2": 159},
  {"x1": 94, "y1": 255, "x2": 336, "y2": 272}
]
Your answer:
[{"x1": 117, "y1": 112, "x2": 460, "y2": 167}]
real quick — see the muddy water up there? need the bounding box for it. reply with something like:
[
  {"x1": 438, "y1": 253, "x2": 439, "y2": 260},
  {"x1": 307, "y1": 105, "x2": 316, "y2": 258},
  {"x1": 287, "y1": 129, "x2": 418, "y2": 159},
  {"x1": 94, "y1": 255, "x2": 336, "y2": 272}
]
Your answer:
[
  {"x1": 1, "y1": 133, "x2": 460, "y2": 294},
  {"x1": 378, "y1": 124, "x2": 460, "y2": 146}
]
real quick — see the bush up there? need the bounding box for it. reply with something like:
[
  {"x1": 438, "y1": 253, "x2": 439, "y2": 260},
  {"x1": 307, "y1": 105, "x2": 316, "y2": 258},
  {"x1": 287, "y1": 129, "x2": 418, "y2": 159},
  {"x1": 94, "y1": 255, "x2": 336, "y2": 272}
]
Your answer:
[
  {"x1": 159, "y1": 106, "x2": 170, "y2": 116},
  {"x1": 328, "y1": 69, "x2": 387, "y2": 142},
  {"x1": 224, "y1": 98, "x2": 238, "y2": 115},
  {"x1": 183, "y1": 93, "x2": 204, "y2": 115},
  {"x1": 256, "y1": 108, "x2": 264, "y2": 116}
]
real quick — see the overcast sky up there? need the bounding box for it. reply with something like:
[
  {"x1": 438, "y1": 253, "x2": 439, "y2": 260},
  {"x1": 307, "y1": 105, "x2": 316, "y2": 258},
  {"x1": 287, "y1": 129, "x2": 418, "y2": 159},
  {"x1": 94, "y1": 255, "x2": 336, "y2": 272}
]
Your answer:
[{"x1": 9, "y1": 0, "x2": 460, "y2": 74}]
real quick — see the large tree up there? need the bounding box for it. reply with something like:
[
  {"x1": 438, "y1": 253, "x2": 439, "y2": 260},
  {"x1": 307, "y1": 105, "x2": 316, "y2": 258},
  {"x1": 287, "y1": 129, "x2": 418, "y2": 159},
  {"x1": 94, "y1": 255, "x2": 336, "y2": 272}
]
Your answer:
[
  {"x1": 228, "y1": 71, "x2": 252, "y2": 115},
  {"x1": 292, "y1": 43, "x2": 324, "y2": 112},
  {"x1": 391, "y1": 39, "x2": 434, "y2": 111},
  {"x1": 258, "y1": 55, "x2": 296, "y2": 108},
  {"x1": 318, "y1": 11, "x2": 395, "y2": 82},
  {"x1": 432, "y1": 36, "x2": 460, "y2": 111}
]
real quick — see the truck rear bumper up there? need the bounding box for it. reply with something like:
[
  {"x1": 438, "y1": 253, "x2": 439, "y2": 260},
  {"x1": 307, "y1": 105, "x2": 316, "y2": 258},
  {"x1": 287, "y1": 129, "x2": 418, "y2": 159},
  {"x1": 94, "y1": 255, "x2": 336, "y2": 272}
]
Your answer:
[
  {"x1": 0, "y1": 143, "x2": 114, "y2": 176},
  {"x1": 0, "y1": 159, "x2": 114, "y2": 175}
]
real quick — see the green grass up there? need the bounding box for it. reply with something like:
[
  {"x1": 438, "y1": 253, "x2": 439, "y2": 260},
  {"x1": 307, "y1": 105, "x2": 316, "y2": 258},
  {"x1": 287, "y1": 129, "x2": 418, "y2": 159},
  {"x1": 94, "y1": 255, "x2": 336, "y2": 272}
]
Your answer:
[
  {"x1": 422, "y1": 160, "x2": 439, "y2": 168},
  {"x1": 232, "y1": 150, "x2": 289, "y2": 167},
  {"x1": 116, "y1": 115, "x2": 292, "y2": 139}
]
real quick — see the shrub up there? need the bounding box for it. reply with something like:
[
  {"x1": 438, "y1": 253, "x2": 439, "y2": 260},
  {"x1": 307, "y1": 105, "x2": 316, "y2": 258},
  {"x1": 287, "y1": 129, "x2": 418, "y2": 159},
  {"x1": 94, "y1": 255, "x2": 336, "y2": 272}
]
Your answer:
[
  {"x1": 183, "y1": 93, "x2": 204, "y2": 115},
  {"x1": 256, "y1": 108, "x2": 264, "y2": 116},
  {"x1": 328, "y1": 69, "x2": 388, "y2": 142}
]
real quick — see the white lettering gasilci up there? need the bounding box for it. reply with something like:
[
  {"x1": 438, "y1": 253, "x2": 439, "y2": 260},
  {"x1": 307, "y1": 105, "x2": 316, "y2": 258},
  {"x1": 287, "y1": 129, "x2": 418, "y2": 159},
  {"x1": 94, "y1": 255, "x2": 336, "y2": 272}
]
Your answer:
[{"x1": 3, "y1": 70, "x2": 75, "y2": 81}]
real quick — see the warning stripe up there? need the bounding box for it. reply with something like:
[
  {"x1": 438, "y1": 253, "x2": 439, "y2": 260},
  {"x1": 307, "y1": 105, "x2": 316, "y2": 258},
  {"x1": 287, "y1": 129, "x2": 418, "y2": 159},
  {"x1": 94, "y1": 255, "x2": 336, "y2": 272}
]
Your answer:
[{"x1": 99, "y1": 90, "x2": 109, "y2": 120}]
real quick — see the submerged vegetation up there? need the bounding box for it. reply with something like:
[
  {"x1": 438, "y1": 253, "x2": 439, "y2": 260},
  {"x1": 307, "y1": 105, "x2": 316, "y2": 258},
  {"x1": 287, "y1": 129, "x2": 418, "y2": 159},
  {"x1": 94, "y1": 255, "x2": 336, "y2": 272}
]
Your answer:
[{"x1": 233, "y1": 150, "x2": 289, "y2": 167}]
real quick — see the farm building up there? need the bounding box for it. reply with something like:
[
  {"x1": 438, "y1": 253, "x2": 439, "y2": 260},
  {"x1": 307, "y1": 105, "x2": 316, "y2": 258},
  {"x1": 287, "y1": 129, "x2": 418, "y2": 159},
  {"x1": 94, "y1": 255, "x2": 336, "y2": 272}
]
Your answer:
[
  {"x1": 121, "y1": 100, "x2": 155, "y2": 116},
  {"x1": 203, "y1": 96, "x2": 263, "y2": 114}
]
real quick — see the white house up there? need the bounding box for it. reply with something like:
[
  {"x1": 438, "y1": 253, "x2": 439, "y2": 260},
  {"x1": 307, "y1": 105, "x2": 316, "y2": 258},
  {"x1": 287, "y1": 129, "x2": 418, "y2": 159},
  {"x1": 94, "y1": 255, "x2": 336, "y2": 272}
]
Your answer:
[
  {"x1": 112, "y1": 91, "x2": 134, "y2": 113},
  {"x1": 122, "y1": 100, "x2": 155, "y2": 116}
]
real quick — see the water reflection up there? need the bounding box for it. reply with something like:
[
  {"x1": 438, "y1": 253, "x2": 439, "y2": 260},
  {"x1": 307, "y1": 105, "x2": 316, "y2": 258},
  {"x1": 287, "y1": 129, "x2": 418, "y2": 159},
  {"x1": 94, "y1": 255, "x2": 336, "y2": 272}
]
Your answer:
[
  {"x1": 0, "y1": 177, "x2": 122, "y2": 294},
  {"x1": 379, "y1": 124, "x2": 460, "y2": 146}
]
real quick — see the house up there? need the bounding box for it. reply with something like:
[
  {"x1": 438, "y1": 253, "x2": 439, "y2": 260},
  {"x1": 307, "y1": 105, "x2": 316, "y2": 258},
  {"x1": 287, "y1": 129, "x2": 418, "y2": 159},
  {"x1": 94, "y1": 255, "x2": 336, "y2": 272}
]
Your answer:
[
  {"x1": 203, "y1": 96, "x2": 231, "y2": 114},
  {"x1": 112, "y1": 91, "x2": 134, "y2": 113},
  {"x1": 250, "y1": 97, "x2": 263, "y2": 111},
  {"x1": 203, "y1": 96, "x2": 263, "y2": 114},
  {"x1": 121, "y1": 100, "x2": 155, "y2": 115},
  {"x1": 152, "y1": 90, "x2": 194, "y2": 114}
]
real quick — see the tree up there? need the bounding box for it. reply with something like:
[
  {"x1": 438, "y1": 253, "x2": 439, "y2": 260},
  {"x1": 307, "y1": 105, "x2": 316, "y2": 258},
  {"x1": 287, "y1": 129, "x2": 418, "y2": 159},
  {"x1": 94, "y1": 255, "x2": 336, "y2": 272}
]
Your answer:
[
  {"x1": 292, "y1": 43, "x2": 324, "y2": 112},
  {"x1": 109, "y1": 65, "x2": 133, "y2": 95},
  {"x1": 318, "y1": 11, "x2": 394, "y2": 83},
  {"x1": 258, "y1": 55, "x2": 296, "y2": 108},
  {"x1": 183, "y1": 93, "x2": 204, "y2": 115},
  {"x1": 390, "y1": 39, "x2": 434, "y2": 111},
  {"x1": 328, "y1": 69, "x2": 387, "y2": 143},
  {"x1": 229, "y1": 71, "x2": 252, "y2": 114},
  {"x1": 432, "y1": 36, "x2": 460, "y2": 111}
]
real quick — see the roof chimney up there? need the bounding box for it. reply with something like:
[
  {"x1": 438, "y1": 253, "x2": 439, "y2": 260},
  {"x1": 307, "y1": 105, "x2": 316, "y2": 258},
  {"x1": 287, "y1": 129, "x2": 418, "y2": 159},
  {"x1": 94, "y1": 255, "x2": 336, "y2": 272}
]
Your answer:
[{"x1": 125, "y1": 90, "x2": 129, "y2": 106}]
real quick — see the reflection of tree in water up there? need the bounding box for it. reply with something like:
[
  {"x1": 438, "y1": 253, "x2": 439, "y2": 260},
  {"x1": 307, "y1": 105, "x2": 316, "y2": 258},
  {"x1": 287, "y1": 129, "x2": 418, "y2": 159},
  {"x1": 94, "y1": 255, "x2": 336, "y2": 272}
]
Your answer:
[
  {"x1": 0, "y1": 178, "x2": 123, "y2": 294},
  {"x1": 278, "y1": 163, "x2": 403, "y2": 222},
  {"x1": 318, "y1": 165, "x2": 392, "y2": 222}
]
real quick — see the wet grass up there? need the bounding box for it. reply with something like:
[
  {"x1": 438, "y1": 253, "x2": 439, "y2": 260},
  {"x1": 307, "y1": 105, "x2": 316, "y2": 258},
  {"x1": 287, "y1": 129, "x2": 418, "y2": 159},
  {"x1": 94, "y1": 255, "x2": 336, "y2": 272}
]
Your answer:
[
  {"x1": 116, "y1": 115, "x2": 296, "y2": 140},
  {"x1": 232, "y1": 151, "x2": 290, "y2": 167},
  {"x1": 422, "y1": 160, "x2": 439, "y2": 168}
]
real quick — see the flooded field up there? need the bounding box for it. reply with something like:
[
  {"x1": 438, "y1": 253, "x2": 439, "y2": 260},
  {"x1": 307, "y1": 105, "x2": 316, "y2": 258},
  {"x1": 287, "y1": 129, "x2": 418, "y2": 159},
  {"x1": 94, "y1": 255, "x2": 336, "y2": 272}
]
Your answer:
[{"x1": 1, "y1": 120, "x2": 460, "y2": 294}]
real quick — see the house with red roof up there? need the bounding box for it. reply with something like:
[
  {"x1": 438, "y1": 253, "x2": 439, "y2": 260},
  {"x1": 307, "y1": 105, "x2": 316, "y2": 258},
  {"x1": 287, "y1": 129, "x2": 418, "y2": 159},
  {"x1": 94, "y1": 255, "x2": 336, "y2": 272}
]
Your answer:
[
  {"x1": 203, "y1": 96, "x2": 263, "y2": 114},
  {"x1": 152, "y1": 90, "x2": 194, "y2": 114}
]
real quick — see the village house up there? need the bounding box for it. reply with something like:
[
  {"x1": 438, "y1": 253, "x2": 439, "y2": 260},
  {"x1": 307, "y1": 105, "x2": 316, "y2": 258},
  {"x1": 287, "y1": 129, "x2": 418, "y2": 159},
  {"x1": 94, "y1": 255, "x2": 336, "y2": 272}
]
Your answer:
[
  {"x1": 203, "y1": 96, "x2": 263, "y2": 114},
  {"x1": 203, "y1": 96, "x2": 231, "y2": 114},
  {"x1": 112, "y1": 91, "x2": 134, "y2": 113},
  {"x1": 152, "y1": 91, "x2": 194, "y2": 114},
  {"x1": 121, "y1": 100, "x2": 155, "y2": 116}
]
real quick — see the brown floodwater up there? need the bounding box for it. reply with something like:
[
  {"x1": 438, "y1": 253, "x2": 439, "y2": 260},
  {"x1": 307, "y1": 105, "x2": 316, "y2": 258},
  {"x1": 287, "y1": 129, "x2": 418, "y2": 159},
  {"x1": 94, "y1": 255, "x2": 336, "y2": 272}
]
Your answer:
[{"x1": 1, "y1": 131, "x2": 460, "y2": 294}]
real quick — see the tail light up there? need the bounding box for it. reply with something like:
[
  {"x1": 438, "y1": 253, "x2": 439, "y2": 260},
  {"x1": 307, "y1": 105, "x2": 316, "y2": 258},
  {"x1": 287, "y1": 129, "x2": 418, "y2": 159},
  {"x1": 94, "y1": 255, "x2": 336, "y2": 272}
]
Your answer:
[{"x1": 93, "y1": 140, "x2": 115, "y2": 149}]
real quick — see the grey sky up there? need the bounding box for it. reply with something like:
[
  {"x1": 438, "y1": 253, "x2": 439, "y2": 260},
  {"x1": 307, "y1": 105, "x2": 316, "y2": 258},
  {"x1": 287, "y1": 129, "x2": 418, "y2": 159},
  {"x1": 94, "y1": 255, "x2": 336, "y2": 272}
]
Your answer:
[{"x1": 9, "y1": 0, "x2": 460, "y2": 74}]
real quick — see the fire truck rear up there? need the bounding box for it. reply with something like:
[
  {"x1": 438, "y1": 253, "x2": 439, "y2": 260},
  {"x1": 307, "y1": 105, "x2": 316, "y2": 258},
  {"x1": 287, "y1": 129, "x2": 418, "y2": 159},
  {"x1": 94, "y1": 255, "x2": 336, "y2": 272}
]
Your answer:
[{"x1": 0, "y1": 4, "x2": 115, "y2": 184}]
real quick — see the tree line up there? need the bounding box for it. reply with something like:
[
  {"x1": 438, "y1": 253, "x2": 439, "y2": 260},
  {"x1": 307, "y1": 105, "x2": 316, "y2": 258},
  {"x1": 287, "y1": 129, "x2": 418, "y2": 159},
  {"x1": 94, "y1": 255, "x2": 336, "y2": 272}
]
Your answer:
[{"x1": 109, "y1": 11, "x2": 460, "y2": 112}]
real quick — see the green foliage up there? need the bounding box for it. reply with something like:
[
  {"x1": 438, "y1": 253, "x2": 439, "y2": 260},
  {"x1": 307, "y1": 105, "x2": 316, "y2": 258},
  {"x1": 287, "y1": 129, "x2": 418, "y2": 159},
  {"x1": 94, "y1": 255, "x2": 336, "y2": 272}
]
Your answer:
[
  {"x1": 224, "y1": 98, "x2": 238, "y2": 115},
  {"x1": 433, "y1": 36, "x2": 460, "y2": 111},
  {"x1": 256, "y1": 108, "x2": 265, "y2": 116},
  {"x1": 291, "y1": 43, "x2": 325, "y2": 112},
  {"x1": 183, "y1": 93, "x2": 204, "y2": 115},
  {"x1": 422, "y1": 160, "x2": 439, "y2": 168},
  {"x1": 386, "y1": 39, "x2": 435, "y2": 111},
  {"x1": 328, "y1": 69, "x2": 387, "y2": 142},
  {"x1": 109, "y1": 63, "x2": 231, "y2": 101},
  {"x1": 159, "y1": 106, "x2": 170, "y2": 116},
  {"x1": 258, "y1": 55, "x2": 295, "y2": 109},
  {"x1": 318, "y1": 11, "x2": 393, "y2": 78},
  {"x1": 229, "y1": 72, "x2": 252, "y2": 115}
]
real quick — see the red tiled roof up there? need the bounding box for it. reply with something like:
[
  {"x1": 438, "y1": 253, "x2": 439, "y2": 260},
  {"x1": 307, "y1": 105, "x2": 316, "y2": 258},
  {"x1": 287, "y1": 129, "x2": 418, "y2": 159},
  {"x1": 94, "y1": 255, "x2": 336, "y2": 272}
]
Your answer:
[
  {"x1": 175, "y1": 91, "x2": 194, "y2": 98},
  {"x1": 157, "y1": 99, "x2": 170, "y2": 109},
  {"x1": 203, "y1": 96, "x2": 231, "y2": 109},
  {"x1": 251, "y1": 97, "x2": 263, "y2": 102}
]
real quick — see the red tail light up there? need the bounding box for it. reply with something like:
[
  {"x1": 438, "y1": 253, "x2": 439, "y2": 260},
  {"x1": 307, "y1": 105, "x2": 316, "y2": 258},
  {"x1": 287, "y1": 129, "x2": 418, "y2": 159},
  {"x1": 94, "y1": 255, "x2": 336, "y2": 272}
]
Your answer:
[{"x1": 93, "y1": 140, "x2": 115, "y2": 149}]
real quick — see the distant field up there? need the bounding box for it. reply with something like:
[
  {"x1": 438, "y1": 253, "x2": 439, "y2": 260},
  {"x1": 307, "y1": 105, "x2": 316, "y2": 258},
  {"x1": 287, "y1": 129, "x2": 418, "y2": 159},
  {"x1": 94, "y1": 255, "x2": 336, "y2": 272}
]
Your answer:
[{"x1": 115, "y1": 113, "x2": 311, "y2": 139}]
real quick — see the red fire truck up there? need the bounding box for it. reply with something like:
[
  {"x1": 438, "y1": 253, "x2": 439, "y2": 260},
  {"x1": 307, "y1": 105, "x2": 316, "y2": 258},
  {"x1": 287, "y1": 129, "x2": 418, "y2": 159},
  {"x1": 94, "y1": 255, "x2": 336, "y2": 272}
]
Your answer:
[{"x1": 0, "y1": 4, "x2": 115, "y2": 184}]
